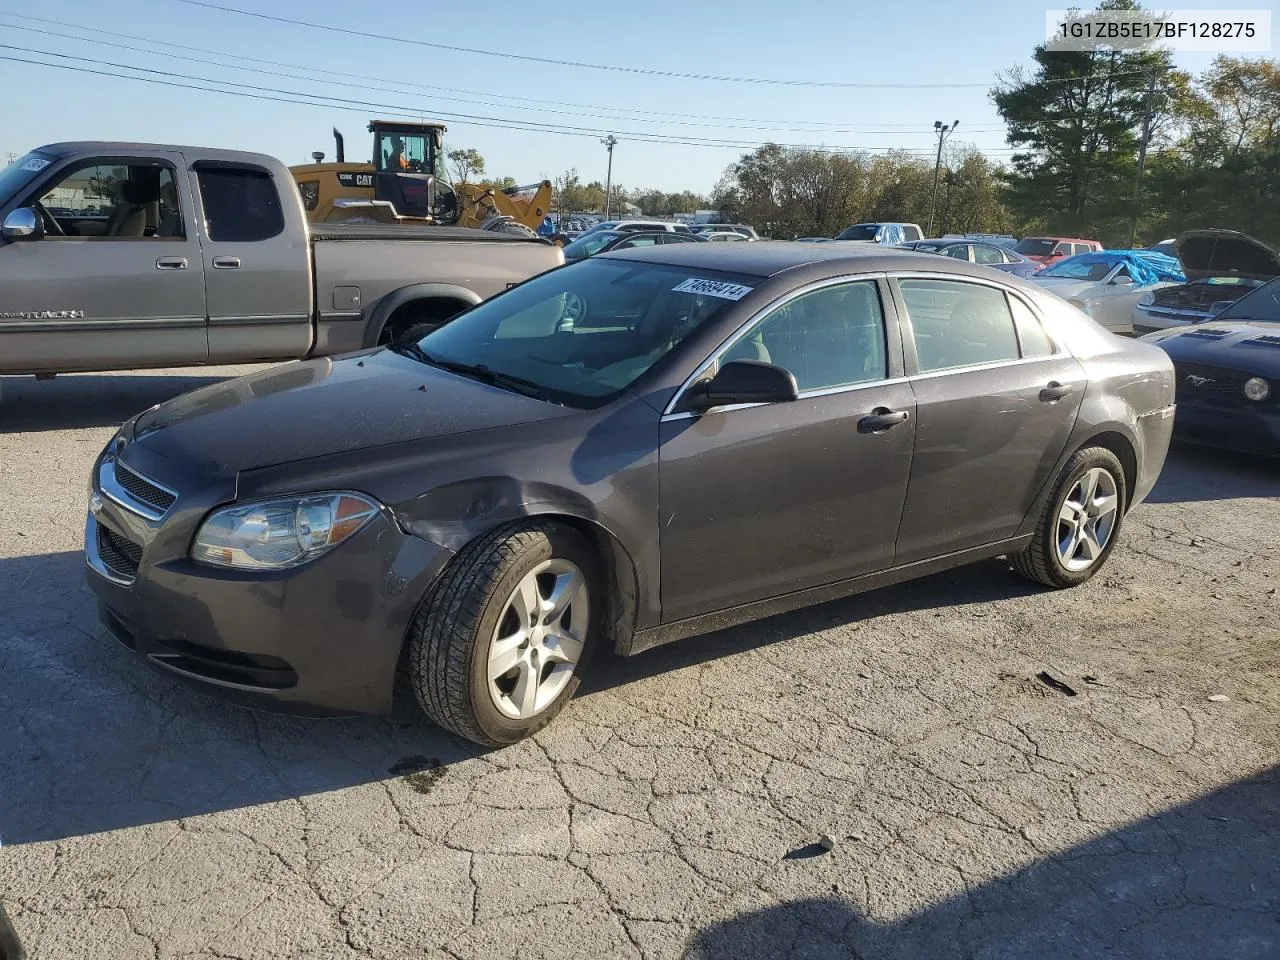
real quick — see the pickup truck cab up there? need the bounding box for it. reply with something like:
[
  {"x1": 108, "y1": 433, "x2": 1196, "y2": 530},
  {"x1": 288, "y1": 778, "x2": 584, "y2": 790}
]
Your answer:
[{"x1": 0, "y1": 142, "x2": 562, "y2": 375}]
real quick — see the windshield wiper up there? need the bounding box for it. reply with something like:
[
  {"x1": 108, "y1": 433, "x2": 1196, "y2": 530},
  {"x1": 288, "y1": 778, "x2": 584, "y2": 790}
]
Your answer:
[{"x1": 415, "y1": 353, "x2": 557, "y2": 403}]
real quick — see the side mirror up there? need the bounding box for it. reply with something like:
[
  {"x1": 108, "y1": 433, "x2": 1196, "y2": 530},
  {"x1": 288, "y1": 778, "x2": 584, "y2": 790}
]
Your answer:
[
  {"x1": 684, "y1": 360, "x2": 798, "y2": 412},
  {"x1": 1110, "y1": 274, "x2": 1133, "y2": 285},
  {"x1": 2, "y1": 207, "x2": 44, "y2": 242}
]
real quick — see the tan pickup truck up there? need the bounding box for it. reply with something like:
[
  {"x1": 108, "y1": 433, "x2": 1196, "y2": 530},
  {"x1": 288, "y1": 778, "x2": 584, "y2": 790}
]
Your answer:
[{"x1": 0, "y1": 141, "x2": 563, "y2": 375}]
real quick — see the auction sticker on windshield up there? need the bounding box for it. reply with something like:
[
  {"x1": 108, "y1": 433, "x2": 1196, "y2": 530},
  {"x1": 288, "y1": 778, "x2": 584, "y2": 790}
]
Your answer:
[{"x1": 672, "y1": 278, "x2": 753, "y2": 301}]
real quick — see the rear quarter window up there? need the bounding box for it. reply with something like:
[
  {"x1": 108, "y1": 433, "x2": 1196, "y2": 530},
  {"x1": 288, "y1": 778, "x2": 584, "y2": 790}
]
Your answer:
[{"x1": 196, "y1": 166, "x2": 284, "y2": 242}]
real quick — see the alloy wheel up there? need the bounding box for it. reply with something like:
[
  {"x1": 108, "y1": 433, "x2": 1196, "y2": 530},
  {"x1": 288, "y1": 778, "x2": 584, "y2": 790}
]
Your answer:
[{"x1": 1056, "y1": 467, "x2": 1120, "y2": 572}]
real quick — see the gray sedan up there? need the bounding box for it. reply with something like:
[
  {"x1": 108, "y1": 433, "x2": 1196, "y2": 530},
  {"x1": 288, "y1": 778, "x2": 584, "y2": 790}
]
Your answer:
[{"x1": 85, "y1": 243, "x2": 1176, "y2": 746}]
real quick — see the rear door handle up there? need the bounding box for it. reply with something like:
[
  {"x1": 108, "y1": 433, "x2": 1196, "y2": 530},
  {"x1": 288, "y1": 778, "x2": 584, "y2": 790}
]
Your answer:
[
  {"x1": 156, "y1": 256, "x2": 187, "y2": 270},
  {"x1": 212, "y1": 256, "x2": 241, "y2": 270},
  {"x1": 858, "y1": 408, "x2": 911, "y2": 433},
  {"x1": 1039, "y1": 381, "x2": 1074, "y2": 402}
]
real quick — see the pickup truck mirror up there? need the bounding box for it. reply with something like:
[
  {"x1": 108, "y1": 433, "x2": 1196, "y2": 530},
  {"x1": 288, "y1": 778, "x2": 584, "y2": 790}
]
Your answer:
[
  {"x1": 2, "y1": 207, "x2": 44, "y2": 242},
  {"x1": 684, "y1": 360, "x2": 799, "y2": 413}
]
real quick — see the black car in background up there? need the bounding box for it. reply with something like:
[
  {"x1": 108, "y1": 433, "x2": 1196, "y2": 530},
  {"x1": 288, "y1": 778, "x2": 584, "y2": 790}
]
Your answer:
[
  {"x1": 1141, "y1": 277, "x2": 1280, "y2": 455},
  {"x1": 562, "y1": 229, "x2": 705, "y2": 261}
]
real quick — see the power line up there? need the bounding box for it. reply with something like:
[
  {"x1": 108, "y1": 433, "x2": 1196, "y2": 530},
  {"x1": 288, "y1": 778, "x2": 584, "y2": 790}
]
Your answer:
[
  {"x1": 3, "y1": 51, "x2": 1007, "y2": 156},
  {"x1": 0, "y1": 23, "x2": 1007, "y2": 137},
  {"x1": 0, "y1": 13, "x2": 1005, "y2": 131}
]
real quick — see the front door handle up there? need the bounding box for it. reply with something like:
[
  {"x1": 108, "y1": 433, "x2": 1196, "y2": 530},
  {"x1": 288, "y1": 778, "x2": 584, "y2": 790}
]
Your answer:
[
  {"x1": 1040, "y1": 381, "x2": 1074, "y2": 402},
  {"x1": 155, "y1": 256, "x2": 187, "y2": 270},
  {"x1": 212, "y1": 256, "x2": 241, "y2": 270},
  {"x1": 858, "y1": 408, "x2": 910, "y2": 433}
]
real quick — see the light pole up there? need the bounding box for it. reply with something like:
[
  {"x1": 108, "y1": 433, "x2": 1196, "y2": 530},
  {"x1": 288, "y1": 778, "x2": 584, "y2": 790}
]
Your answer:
[
  {"x1": 927, "y1": 120, "x2": 958, "y2": 237},
  {"x1": 601, "y1": 135, "x2": 617, "y2": 219}
]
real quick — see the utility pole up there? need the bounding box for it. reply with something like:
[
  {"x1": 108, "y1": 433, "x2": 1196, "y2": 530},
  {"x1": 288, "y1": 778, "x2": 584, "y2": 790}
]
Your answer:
[
  {"x1": 1127, "y1": 72, "x2": 1160, "y2": 249},
  {"x1": 601, "y1": 135, "x2": 617, "y2": 219},
  {"x1": 927, "y1": 120, "x2": 958, "y2": 237}
]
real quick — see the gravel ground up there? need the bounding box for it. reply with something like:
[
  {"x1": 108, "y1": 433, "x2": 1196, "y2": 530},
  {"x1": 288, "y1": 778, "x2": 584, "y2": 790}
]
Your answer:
[{"x1": 1, "y1": 367, "x2": 1278, "y2": 960}]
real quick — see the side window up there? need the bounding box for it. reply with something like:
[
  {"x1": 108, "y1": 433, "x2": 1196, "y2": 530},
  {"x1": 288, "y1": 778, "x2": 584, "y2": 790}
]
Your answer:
[
  {"x1": 721, "y1": 281, "x2": 887, "y2": 392},
  {"x1": 1053, "y1": 242, "x2": 1071, "y2": 256},
  {"x1": 973, "y1": 244, "x2": 1004, "y2": 265},
  {"x1": 1007, "y1": 295, "x2": 1055, "y2": 357},
  {"x1": 36, "y1": 162, "x2": 182, "y2": 239},
  {"x1": 619, "y1": 236, "x2": 658, "y2": 248},
  {"x1": 196, "y1": 166, "x2": 284, "y2": 242},
  {"x1": 903, "y1": 225, "x2": 922, "y2": 242},
  {"x1": 900, "y1": 279, "x2": 1021, "y2": 373},
  {"x1": 943, "y1": 244, "x2": 970, "y2": 260}
]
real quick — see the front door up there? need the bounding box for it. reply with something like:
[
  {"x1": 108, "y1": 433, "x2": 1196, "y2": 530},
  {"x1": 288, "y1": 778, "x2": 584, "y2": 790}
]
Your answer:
[
  {"x1": 658, "y1": 278, "x2": 916, "y2": 624},
  {"x1": 0, "y1": 153, "x2": 207, "y2": 373},
  {"x1": 189, "y1": 160, "x2": 313, "y2": 363},
  {"x1": 892, "y1": 277, "x2": 1086, "y2": 563}
]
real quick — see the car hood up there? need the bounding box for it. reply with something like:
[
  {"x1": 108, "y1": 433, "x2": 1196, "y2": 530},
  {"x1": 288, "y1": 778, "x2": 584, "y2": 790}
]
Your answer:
[
  {"x1": 1142, "y1": 321, "x2": 1280, "y2": 375},
  {"x1": 1175, "y1": 229, "x2": 1280, "y2": 282},
  {"x1": 128, "y1": 350, "x2": 572, "y2": 474}
]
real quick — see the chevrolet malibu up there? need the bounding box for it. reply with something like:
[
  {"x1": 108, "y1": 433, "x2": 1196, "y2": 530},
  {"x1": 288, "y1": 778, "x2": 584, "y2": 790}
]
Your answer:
[{"x1": 86, "y1": 244, "x2": 1177, "y2": 747}]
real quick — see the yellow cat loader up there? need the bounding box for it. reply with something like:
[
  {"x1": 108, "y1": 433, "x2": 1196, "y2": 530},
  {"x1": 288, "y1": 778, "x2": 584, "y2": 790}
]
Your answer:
[{"x1": 290, "y1": 120, "x2": 553, "y2": 238}]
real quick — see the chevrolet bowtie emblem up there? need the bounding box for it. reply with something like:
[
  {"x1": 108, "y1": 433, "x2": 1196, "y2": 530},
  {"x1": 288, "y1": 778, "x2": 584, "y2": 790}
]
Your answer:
[{"x1": 1185, "y1": 375, "x2": 1213, "y2": 387}]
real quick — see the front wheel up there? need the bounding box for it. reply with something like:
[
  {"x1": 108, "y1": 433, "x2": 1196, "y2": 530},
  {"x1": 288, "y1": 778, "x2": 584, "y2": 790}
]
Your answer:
[
  {"x1": 406, "y1": 522, "x2": 599, "y2": 746},
  {"x1": 1011, "y1": 446, "x2": 1127, "y2": 589}
]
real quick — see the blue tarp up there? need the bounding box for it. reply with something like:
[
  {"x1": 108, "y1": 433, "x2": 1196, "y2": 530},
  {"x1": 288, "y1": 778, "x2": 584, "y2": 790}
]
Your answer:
[{"x1": 1041, "y1": 250, "x2": 1186, "y2": 287}]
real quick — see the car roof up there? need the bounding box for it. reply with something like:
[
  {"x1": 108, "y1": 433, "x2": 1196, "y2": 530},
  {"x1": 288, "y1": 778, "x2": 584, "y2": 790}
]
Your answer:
[
  {"x1": 1024, "y1": 236, "x2": 1098, "y2": 243},
  {"x1": 598, "y1": 238, "x2": 997, "y2": 279}
]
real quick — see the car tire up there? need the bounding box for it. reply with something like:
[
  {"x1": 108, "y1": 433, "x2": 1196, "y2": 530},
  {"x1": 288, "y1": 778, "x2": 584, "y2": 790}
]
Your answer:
[
  {"x1": 1010, "y1": 446, "x2": 1128, "y2": 589},
  {"x1": 406, "y1": 521, "x2": 600, "y2": 747}
]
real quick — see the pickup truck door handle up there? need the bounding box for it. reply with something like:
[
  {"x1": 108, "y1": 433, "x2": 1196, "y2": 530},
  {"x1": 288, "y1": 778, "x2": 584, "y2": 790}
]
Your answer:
[
  {"x1": 858, "y1": 408, "x2": 911, "y2": 434},
  {"x1": 212, "y1": 256, "x2": 241, "y2": 270},
  {"x1": 1039, "y1": 381, "x2": 1074, "y2": 402},
  {"x1": 155, "y1": 257, "x2": 187, "y2": 270}
]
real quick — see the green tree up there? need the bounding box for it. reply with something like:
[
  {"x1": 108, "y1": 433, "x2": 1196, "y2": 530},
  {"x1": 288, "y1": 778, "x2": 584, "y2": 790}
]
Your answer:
[{"x1": 446, "y1": 147, "x2": 486, "y2": 185}]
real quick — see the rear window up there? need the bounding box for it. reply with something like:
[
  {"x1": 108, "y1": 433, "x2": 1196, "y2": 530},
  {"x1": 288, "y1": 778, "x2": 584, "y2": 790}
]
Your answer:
[
  {"x1": 836, "y1": 224, "x2": 881, "y2": 241},
  {"x1": 196, "y1": 167, "x2": 284, "y2": 242},
  {"x1": 1013, "y1": 238, "x2": 1056, "y2": 256}
]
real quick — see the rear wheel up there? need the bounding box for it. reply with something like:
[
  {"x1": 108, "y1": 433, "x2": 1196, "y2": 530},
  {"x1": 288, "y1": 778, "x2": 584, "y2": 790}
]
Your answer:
[
  {"x1": 406, "y1": 522, "x2": 599, "y2": 746},
  {"x1": 1011, "y1": 446, "x2": 1126, "y2": 588}
]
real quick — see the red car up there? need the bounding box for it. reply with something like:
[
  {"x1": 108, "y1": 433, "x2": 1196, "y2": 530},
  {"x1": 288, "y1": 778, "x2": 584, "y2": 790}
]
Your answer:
[{"x1": 1012, "y1": 236, "x2": 1103, "y2": 269}]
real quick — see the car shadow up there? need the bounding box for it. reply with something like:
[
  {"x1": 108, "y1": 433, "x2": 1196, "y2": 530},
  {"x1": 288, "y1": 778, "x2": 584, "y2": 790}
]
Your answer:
[
  {"x1": 1145, "y1": 442, "x2": 1278, "y2": 504},
  {"x1": 0, "y1": 372, "x2": 238, "y2": 433},
  {"x1": 2, "y1": 548, "x2": 1036, "y2": 846},
  {"x1": 682, "y1": 765, "x2": 1279, "y2": 959}
]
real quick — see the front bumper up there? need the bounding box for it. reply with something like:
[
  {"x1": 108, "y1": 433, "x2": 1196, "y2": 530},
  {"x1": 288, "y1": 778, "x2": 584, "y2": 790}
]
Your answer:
[
  {"x1": 1170, "y1": 399, "x2": 1280, "y2": 456},
  {"x1": 84, "y1": 452, "x2": 453, "y2": 715},
  {"x1": 1132, "y1": 304, "x2": 1211, "y2": 336}
]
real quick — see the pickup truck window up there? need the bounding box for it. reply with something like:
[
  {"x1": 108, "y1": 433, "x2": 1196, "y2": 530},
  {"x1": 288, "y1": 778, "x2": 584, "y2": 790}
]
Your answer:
[
  {"x1": 34, "y1": 161, "x2": 183, "y2": 239},
  {"x1": 197, "y1": 166, "x2": 284, "y2": 243}
]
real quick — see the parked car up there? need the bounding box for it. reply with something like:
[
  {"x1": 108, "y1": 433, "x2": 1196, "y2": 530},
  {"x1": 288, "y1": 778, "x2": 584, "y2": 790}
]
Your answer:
[
  {"x1": 794, "y1": 237, "x2": 834, "y2": 243},
  {"x1": 899, "y1": 239, "x2": 1038, "y2": 278},
  {"x1": 86, "y1": 241, "x2": 1175, "y2": 746},
  {"x1": 1140, "y1": 277, "x2": 1280, "y2": 455},
  {"x1": 1132, "y1": 230, "x2": 1280, "y2": 335},
  {"x1": 0, "y1": 142, "x2": 562, "y2": 376},
  {"x1": 1012, "y1": 236, "x2": 1103, "y2": 269},
  {"x1": 1031, "y1": 250, "x2": 1185, "y2": 334},
  {"x1": 691, "y1": 224, "x2": 761, "y2": 240},
  {"x1": 577, "y1": 219, "x2": 692, "y2": 239},
  {"x1": 835, "y1": 222, "x2": 923, "y2": 244},
  {"x1": 964, "y1": 233, "x2": 1019, "y2": 249},
  {"x1": 562, "y1": 229, "x2": 704, "y2": 261},
  {"x1": 699, "y1": 230, "x2": 750, "y2": 243}
]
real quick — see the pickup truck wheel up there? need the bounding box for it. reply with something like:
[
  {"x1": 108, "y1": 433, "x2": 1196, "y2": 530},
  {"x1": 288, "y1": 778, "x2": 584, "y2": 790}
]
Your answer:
[
  {"x1": 406, "y1": 521, "x2": 600, "y2": 747},
  {"x1": 1011, "y1": 446, "x2": 1127, "y2": 589}
]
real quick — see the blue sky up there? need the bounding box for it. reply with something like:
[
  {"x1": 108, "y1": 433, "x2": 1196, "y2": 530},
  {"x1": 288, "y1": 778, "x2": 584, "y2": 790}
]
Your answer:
[{"x1": 0, "y1": 0, "x2": 1259, "y2": 195}]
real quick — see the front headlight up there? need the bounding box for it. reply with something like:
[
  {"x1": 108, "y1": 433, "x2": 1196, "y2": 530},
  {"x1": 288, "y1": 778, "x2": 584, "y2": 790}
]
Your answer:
[
  {"x1": 1138, "y1": 291, "x2": 1155, "y2": 307},
  {"x1": 1244, "y1": 377, "x2": 1271, "y2": 402},
  {"x1": 192, "y1": 492, "x2": 380, "y2": 570}
]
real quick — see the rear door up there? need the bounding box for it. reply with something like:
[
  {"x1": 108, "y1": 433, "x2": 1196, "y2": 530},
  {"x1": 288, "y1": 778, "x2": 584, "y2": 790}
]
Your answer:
[
  {"x1": 658, "y1": 278, "x2": 915, "y2": 622},
  {"x1": 0, "y1": 152, "x2": 207, "y2": 373},
  {"x1": 892, "y1": 276, "x2": 1085, "y2": 563},
  {"x1": 189, "y1": 159, "x2": 313, "y2": 362}
]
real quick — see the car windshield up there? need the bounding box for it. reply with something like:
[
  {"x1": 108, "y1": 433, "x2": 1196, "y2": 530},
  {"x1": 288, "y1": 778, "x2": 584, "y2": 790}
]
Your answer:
[
  {"x1": 1215, "y1": 278, "x2": 1280, "y2": 322},
  {"x1": 1014, "y1": 238, "x2": 1056, "y2": 255},
  {"x1": 400, "y1": 259, "x2": 759, "y2": 408},
  {"x1": 0, "y1": 150, "x2": 55, "y2": 208},
  {"x1": 835, "y1": 224, "x2": 879, "y2": 241},
  {"x1": 1039, "y1": 258, "x2": 1112, "y2": 281},
  {"x1": 562, "y1": 231, "x2": 623, "y2": 258}
]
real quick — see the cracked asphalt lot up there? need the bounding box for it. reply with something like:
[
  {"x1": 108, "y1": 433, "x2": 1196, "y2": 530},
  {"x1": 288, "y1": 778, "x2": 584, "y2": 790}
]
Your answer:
[{"x1": 2, "y1": 368, "x2": 1278, "y2": 959}]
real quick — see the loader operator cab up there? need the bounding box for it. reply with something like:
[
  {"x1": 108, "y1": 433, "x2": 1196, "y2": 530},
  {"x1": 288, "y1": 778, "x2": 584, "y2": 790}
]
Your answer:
[{"x1": 368, "y1": 121, "x2": 456, "y2": 222}]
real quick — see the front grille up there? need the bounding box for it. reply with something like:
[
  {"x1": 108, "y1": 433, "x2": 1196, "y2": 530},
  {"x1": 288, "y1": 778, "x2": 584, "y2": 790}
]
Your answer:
[
  {"x1": 97, "y1": 524, "x2": 143, "y2": 577},
  {"x1": 1173, "y1": 362, "x2": 1257, "y2": 405},
  {"x1": 114, "y1": 462, "x2": 177, "y2": 514}
]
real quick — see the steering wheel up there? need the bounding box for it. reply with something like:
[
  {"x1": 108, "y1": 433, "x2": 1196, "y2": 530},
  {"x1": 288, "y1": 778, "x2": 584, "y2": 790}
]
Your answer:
[{"x1": 34, "y1": 202, "x2": 65, "y2": 236}]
